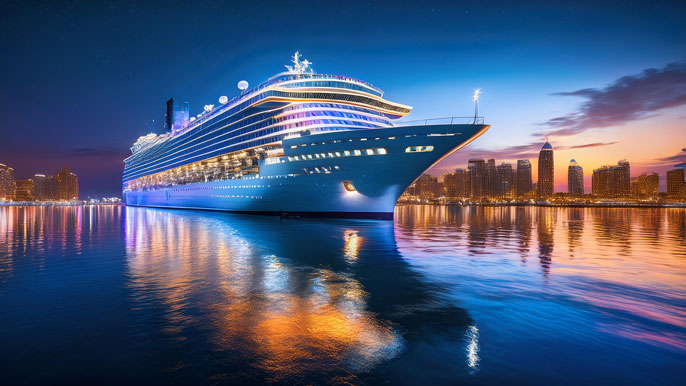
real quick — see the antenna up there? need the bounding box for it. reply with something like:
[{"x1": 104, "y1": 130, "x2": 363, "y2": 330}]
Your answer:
[{"x1": 472, "y1": 88, "x2": 481, "y2": 123}]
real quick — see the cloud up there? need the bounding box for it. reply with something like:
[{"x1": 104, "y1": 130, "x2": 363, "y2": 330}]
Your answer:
[
  {"x1": 535, "y1": 61, "x2": 686, "y2": 137},
  {"x1": 566, "y1": 141, "x2": 619, "y2": 149},
  {"x1": 655, "y1": 148, "x2": 686, "y2": 164}
]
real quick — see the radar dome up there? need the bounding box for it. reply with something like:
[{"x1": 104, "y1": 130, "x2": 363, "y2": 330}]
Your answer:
[
  {"x1": 219, "y1": 96, "x2": 228, "y2": 104},
  {"x1": 237, "y1": 80, "x2": 249, "y2": 91}
]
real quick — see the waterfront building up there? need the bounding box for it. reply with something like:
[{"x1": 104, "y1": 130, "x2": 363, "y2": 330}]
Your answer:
[
  {"x1": 567, "y1": 159, "x2": 584, "y2": 196},
  {"x1": 416, "y1": 174, "x2": 438, "y2": 199},
  {"x1": 14, "y1": 179, "x2": 34, "y2": 201},
  {"x1": 57, "y1": 168, "x2": 79, "y2": 200},
  {"x1": 443, "y1": 172, "x2": 457, "y2": 197},
  {"x1": 516, "y1": 159, "x2": 532, "y2": 197},
  {"x1": 496, "y1": 162, "x2": 514, "y2": 198},
  {"x1": 486, "y1": 159, "x2": 497, "y2": 196},
  {"x1": 468, "y1": 159, "x2": 487, "y2": 198},
  {"x1": 0, "y1": 163, "x2": 15, "y2": 200},
  {"x1": 537, "y1": 141, "x2": 554, "y2": 196},
  {"x1": 631, "y1": 173, "x2": 659, "y2": 198},
  {"x1": 454, "y1": 168, "x2": 470, "y2": 198},
  {"x1": 122, "y1": 53, "x2": 489, "y2": 218},
  {"x1": 592, "y1": 160, "x2": 630, "y2": 198},
  {"x1": 611, "y1": 160, "x2": 630, "y2": 197},
  {"x1": 666, "y1": 166, "x2": 685, "y2": 198}
]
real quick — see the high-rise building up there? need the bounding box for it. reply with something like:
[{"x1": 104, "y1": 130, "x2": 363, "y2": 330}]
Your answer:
[
  {"x1": 57, "y1": 167, "x2": 79, "y2": 200},
  {"x1": 468, "y1": 159, "x2": 487, "y2": 198},
  {"x1": 516, "y1": 159, "x2": 532, "y2": 197},
  {"x1": 666, "y1": 166, "x2": 685, "y2": 198},
  {"x1": 567, "y1": 159, "x2": 584, "y2": 196},
  {"x1": 592, "y1": 166, "x2": 611, "y2": 196},
  {"x1": 592, "y1": 160, "x2": 631, "y2": 198},
  {"x1": 486, "y1": 159, "x2": 497, "y2": 196},
  {"x1": 416, "y1": 174, "x2": 438, "y2": 199},
  {"x1": 631, "y1": 173, "x2": 659, "y2": 198},
  {"x1": 0, "y1": 163, "x2": 15, "y2": 200},
  {"x1": 443, "y1": 172, "x2": 456, "y2": 197},
  {"x1": 537, "y1": 141, "x2": 554, "y2": 196},
  {"x1": 610, "y1": 160, "x2": 630, "y2": 197},
  {"x1": 496, "y1": 163, "x2": 514, "y2": 197},
  {"x1": 454, "y1": 168, "x2": 470, "y2": 198},
  {"x1": 14, "y1": 179, "x2": 34, "y2": 201}
]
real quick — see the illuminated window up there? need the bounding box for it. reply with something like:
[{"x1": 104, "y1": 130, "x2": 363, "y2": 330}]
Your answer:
[
  {"x1": 366, "y1": 149, "x2": 374, "y2": 155},
  {"x1": 335, "y1": 152, "x2": 341, "y2": 157},
  {"x1": 307, "y1": 154, "x2": 313, "y2": 159},
  {"x1": 353, "y1": 150, "x2": 362, "y2": 156},
  {"x1": 405, "y1": 145, "x2": 434, "y2": 153},
  {"x1": 376, "y1": 148, "x2": 387, "y2": 155},
  {"x1": 327, "y1": 152, "x2": 334, "y2": 158},
  {"x1": 343, "y1": 150, "x2": 351, "y2": 156}
]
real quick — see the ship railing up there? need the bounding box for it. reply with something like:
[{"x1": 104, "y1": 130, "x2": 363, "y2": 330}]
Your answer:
[{"x1": 396, "y1": 116, "x2": 484, "y2": 126}]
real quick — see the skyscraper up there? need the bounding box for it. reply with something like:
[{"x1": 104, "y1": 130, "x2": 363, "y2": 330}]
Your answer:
[
  {"x1": 516, "y1": 159, "x2": 532, "y2": 197},
  {"x1": 537, "y1": 141, "x2": 554, "y2": 196},
  {"x1": 486, "y1": 158, "x2": 497, "y2": 196},
  {"x1": 667, "y1": 165, "x2": 685, "y2": 198},
  {"x1": 496, "y1": 162, "x2": 514, "y2": 197},
  {"x1": 592, "y1": 166, "x2": 611, "y2": 196},
  {"x1": 0, "y1": 163, "x2": 15, "y2": 200},
  {"x1": 468, "y1": 159, "x2": 487, "y2": 198},
  {"x1": 610, "y1": 160, "x2": 630, "y2": 197},
  {"x1": 14, "y1": 179, "x2": 34, "y2": 201},
  {"x1": 57, "y1": 167, "x2": 79, "y2": 200},
  {"x1": 631, "y1": 173, "x2": 659, "y2": 198},
  {"x1": 567, "y1": 159, "x2": 584, "y2": 196},
  {"x1": 454, "y1": 168, "x2": 470, "y2": 198}
]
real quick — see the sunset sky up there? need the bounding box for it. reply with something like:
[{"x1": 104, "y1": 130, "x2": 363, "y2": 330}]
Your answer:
[{"x1": 1, "y1": 0, "x2": 684, "y2": 196}]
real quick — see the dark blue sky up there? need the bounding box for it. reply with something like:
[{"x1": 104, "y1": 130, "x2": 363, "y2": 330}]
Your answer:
[{"x1": 1, "y1": 0, "x2": 684, "y2": 197}]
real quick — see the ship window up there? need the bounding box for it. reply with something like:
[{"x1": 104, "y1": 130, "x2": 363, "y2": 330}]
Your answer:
[
  {"x1": 405, "y1": 145, "x2": 434, "y2": 153},
  {"x1": 307, "y1": 154, "x2": 313, "y2": 159},
  {"x1": 376, "y1": 148, "x2": 387, "y2": 155},
  {"x1": 343, "y1": 150, "x2": 351, "y2": 156},
  {"x1": 366, "y1": 149, "x2": 374, "y2": 155},
  {"x1": 353, "y1": 150, "x2": 362, "y2": 156},
  {"x1": 335, "y1": 152, "x2": 341, "y2": 157},
  {"x1": 327, "y1": 152, "x2": 334, "y2": 158}
]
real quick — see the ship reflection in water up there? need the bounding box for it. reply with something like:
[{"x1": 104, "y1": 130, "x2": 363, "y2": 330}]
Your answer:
[{"x1": 0, "y1": 205, "x2": 684, "y2": 385}]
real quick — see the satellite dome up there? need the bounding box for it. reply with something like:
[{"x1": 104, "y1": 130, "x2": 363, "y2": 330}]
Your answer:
[
  {"x1": 237, "y1": 80, "x2": 249, "y2": 91},
  {"x1": 219, "y1": 96, "x2": 228, "y2": 104}
]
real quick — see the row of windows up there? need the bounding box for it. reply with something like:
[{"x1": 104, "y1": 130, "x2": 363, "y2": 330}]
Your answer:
[
  {"x1": 287, "y1": 148, "x2": 387, "y2": 162},
  {"x1": 125, "y1": 103, "x2": 392, "y2": 180},
  {"x1": 405, "y1": 145, "x2": 435, "y2": 153},
  {"x1": 304, "y1": 165, "x2": 340, "y2": 174}
]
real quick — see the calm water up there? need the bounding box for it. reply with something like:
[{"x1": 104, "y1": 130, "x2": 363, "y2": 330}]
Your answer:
[{"x1": 0, "y1": 205, "x2": 684, "y2": 385}]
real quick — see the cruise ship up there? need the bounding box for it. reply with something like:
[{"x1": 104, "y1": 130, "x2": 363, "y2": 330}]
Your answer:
[{"x1": 123, "y1": 53, "x2": 489, "y2": 219}]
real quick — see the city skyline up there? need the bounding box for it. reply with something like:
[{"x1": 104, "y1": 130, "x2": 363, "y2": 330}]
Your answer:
[{"x1": 1, "y1": 1, "x2": 684, "y2": 197}]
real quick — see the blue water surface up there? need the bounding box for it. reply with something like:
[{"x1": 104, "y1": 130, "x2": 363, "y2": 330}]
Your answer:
[{"x1": 0, "y1": 205, "x2": 684, "y2": 385}]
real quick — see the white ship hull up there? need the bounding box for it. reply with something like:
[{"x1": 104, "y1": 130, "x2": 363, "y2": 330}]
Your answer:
[{"x1": 124, "y1": 123, "x2": 488, "y2": 219}]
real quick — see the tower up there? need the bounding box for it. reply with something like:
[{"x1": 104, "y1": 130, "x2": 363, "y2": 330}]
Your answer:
[
  {"x1": 567, "y1": 159, "x2": 584, "y2": 196},
  {"x1": 538, "y1": 140, "x2": 554, "y2": 196}
]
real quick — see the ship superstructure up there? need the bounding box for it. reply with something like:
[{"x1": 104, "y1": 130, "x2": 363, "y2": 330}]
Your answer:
[{"x1": 123, "y1": 53, "x2": 489, "y2": 219}]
